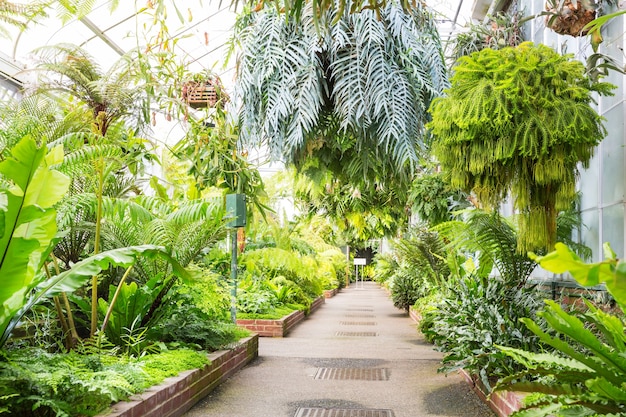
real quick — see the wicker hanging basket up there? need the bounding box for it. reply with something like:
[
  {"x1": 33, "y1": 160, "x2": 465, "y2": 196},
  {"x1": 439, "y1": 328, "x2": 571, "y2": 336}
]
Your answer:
[{"x1": 182, "y1": 80, "x2": 220, "y2": 109}]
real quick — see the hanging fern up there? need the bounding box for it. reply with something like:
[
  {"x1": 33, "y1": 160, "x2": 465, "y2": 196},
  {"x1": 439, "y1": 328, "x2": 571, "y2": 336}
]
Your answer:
[
  {"x1": 234, "y1": 0, "x2": 448, "y2": 185},
  {"x1": 428, "y1": 42, "x2": 615, "y2": 252}
]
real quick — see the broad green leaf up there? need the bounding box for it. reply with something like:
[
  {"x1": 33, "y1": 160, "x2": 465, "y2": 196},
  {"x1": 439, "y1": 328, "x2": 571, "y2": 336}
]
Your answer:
[
  {"x1": 0, "y1": 136, "x2": 44, "y2": 191},
  {"x1": 531, "y1": 243, "x2": 625, "y2": 307},
  {"x1": 586, "y1": 377, "x2": 626, "y2": 402},
  {"x1": 1, "y1": 245, "x2": 190, "y2": 347}
]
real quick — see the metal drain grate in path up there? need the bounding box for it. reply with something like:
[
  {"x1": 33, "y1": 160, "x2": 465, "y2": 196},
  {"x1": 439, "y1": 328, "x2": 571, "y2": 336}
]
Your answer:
[
  {"x1": 314, "y1": 368, "x2": 390, "y2": 380},
  {"x1": 340, "y1": 321, "x2": 377, "y2": 326},
  {"x1": 294, "y1": 408, "x2": 395, "y2": 417},
  {"x1": 335, "y1": 331, "x2": 377, "y2": 337}
]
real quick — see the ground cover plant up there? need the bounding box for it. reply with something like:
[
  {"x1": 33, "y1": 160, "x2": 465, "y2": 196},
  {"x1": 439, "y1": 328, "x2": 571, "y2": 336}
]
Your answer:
[{"x1": 0, "y1": 347, "x2": 209, "y2": 417}]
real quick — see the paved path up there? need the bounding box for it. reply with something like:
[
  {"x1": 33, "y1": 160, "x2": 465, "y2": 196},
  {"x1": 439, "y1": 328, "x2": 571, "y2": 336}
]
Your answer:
[{"x1": 184, "y1": 282, "x2": 494, "y2": 417}]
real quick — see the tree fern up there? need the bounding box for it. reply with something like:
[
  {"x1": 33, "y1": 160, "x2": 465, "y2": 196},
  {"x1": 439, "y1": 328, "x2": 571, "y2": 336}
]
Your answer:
[{"x1": 428, "y1": 43, "x2": 615, "y2": 252}]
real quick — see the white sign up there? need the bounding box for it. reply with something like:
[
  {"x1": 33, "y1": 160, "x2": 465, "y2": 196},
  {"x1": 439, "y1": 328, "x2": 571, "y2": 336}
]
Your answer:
[{"x1": 354, "y1": 258, "x2": 367, "y2": 265}]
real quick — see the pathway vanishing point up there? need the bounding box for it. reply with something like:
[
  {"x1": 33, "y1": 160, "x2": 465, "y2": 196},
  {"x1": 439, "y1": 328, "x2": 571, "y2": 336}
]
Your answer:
[{"x1": 183, "y1": 282, "x2": 495, "y2": 417}]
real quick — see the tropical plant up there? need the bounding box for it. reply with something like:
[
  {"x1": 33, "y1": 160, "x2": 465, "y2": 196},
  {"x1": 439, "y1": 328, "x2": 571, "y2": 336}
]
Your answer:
[
  {"x1": 408, "y1": 172, "x2": 468, "y2": 226},
  {"x1": 294, "y1": 165, "x2": 408, "y2": 246},
  {"x1": 448, "y1": 10, "x2": 526, "y2": 65},
  {"x1": 435, "y1": 210, "x2": 538, "y2": 286},
  {"x1": 30, "y1": 43, "x2": 158, "y2": 337},
  {"x1": 0, "y1": 136, "x2": 190, "y2": 350},
  {"x1": 493, "y1": 243, "x2": 626, "y2": 416},
  {"x1": 148, "y1": 299, "x2": 249, "y2": 351},
  {"x1": 234, "y1": 0, "x2": 448, "y2": 215},
  {"x1": 425, "y1": 274, "x2": 544, "y2": 391},
  {"x1": 389, "y1": 270, "x2": 421, "y2": 312},
  {"x1": 0, "y1": 0, "x2": 47, "y2": 37},
  {"x1": 385, "y1": 226, "x2": 449, "y2": 312},
  {"x1": 428, "y1": 42, "x2": 615, "y2": 253}
]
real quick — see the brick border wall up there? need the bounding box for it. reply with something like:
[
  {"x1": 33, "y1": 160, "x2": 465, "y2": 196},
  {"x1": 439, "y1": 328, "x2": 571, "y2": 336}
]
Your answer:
[
  {"x1": 237, "y1": 296, "x2": 325, "y2": 337},
  {"x1": 323, "y1": 288, "x2": 338, "y2": 298},
  {"x1": 409, "y1": 306, "x2": 422, "y2": 323},
  {"x1": 309, "y1": 295, "x2": 325, "y2": 314},
  {"x1": 237, "y1": 310, "x2": 304, "y2": 337},
  {"x1": 460, "y1": 367, "x2": 524, "y2": 416},
  {"x1": 98, "y1": 335, "x2": 259, "y2": 417}
]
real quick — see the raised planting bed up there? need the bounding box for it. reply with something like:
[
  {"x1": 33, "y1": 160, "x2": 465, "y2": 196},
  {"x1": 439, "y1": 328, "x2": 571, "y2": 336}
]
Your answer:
[
  {"x1": 459, "y1": 369, "x2": 524, "y2": 417},
  {"x1": 98, "y1": 335, "x2": 258, "y2": 417},
  {"x1": 309, "y1": 295, "x2": 325, "y2": 313},
  {"x1": 323, "y1": 288, "x2": 339, "y2": 298},
  {"x1": 237, "y1": 296, "x2": 325, "y2": 337}
]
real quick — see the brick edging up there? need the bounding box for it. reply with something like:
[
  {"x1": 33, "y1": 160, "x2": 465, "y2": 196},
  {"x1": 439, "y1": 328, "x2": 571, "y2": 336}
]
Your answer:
[
  {"x1": 409, "y1": 306, "x2": 422, "y2": 323},
  {"x1": 98, "y1": 335, "x2": 259, "y2": 417},
  {"x1": 459, "y1": 369, "x2": 524, "y2": 417},
  {"x1": 323, "y1": 288, "x2": 338, "y2": 298},
  {"x1": 237, "y1": 296, "x2": 325, "y2": 337},
  {"x1": 309, "y1": 295, "x2": 325, "y2": 314}
]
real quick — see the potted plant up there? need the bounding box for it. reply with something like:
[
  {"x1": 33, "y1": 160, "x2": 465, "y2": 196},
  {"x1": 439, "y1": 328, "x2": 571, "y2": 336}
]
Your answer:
[
  {"x1": 544, "y1": 0, "x2": 611, "y2": 37},
  {"x1": 182, "y1": 71, "x2": 228, "y2": 109}
]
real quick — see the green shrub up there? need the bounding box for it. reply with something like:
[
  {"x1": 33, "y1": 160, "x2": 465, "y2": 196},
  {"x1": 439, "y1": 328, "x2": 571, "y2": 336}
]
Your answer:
[
  {"x1": 424, "y1": 275, "x2": 543, "y2": 390},
  {"x1": 390, "y1": 270, "x2": 421, "y2": 313},
  {"x1": 148, "y1": 300, "x2": 249, "y2": 351}
]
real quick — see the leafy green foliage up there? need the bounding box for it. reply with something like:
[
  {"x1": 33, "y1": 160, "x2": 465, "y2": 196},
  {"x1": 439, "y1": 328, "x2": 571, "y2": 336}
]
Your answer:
[
  {"x1": 408, "y1": 173, "x2": 468, "y2": 226},
  {"x1": 428, "y1": 42, "x2": 615, "y2": 252},
  {"x1": 235, "y1": 0, "x2": 447, "y2": 198},
  {"x1": 0, "y1": 347, "x2": 208, "y2": 417},
  {"x1": 389, "y1": 270, "x2": 422, "y2": 312},
  {"x1": 448, "y1": 11, "x2": 525, "y2": 65},
  {"x1": 148, "y1": 298, "x2": 249, "y2": 351},
  {"x1": 491, "y1": 243, "x2": 626, "y2": 416},
  {"x1": 384, "y1": 227, "x2": 449, "y2": 312},
  {"x1": 0, "y1": 137, "x2": 70, "y2": 348},
  {"x1": 172, "y1": 116, "x2": 268, "y2": 214},
  {"x1": 531, "y1": 242, "x2": 626, "y2": 308},
  {"x1": 425, "y1": 275, "x2": 544, "y2": 390},
  {"x1": 435, "y1": 210, "x2": 537, "y2": 286},
  {"x1": 241, "y1": 247, "x2": 324, "y2": 300}
]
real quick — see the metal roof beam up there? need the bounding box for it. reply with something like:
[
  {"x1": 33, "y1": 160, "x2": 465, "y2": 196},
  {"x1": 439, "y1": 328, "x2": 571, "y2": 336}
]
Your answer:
[{"x1": 79, "y1": 16, "x2": 126, "y2": 56}]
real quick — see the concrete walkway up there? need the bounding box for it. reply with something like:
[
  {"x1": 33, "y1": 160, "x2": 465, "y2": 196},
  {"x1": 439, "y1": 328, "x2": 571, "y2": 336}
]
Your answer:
[{"x1": 183, "y1": 282, "x2": 494, "y2": 417}]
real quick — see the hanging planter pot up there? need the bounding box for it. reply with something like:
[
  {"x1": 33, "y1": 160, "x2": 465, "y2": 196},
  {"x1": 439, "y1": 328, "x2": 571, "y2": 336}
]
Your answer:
[
  {"x1": 544, "y1": 0, "x2": 597, "y2": 36},
  {"x1": 181, "y1": 74, "x2": 228, "y2": 109}
]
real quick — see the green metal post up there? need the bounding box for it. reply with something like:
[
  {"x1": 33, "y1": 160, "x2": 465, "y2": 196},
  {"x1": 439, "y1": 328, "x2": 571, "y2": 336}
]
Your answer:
[{"x1": 230, "y1": 228, "x2": 238, "y2": 323}]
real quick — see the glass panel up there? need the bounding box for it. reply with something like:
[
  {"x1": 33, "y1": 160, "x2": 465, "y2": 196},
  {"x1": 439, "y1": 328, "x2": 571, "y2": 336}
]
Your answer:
[
  {"x1": 602, "y1": 203, "x2": 625, "y2": 259},
  {"x1": 580, "y1": 152, "x2": 599, "y2": 210},
  {"x1": 581, "y1": 208, "x2": 600, "y2": 262},
  {"x1": 600, "y1": 18, "x2": 624, "y2": 110},
  {"x1": 601, "y1": 107, "x2": 625, "y2": 204}
]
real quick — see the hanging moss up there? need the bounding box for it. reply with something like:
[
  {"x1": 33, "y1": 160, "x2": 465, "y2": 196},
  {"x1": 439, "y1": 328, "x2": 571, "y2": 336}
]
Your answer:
[{"x1": 427, "y1": 42, "x2": 615, "y2": 253}]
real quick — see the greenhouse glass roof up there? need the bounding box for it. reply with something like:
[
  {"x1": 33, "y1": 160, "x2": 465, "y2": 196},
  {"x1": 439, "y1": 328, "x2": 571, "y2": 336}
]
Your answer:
[{"x1": 1, "y1": 0, "x2": 476, "y2": 87}]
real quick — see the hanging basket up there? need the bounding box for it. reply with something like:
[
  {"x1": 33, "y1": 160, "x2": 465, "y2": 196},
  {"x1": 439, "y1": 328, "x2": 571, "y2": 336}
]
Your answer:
[
  {"x1": 545, "y1": 0, "x2": 597, "y2": 37},
  {"x1": 182, "y1": 80, "x2": 220, "y2": 109}
]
